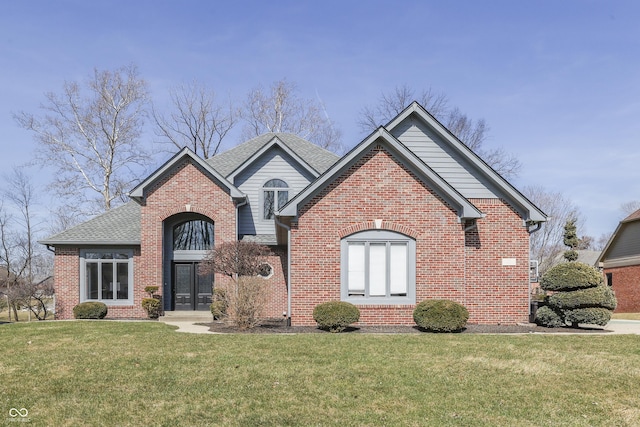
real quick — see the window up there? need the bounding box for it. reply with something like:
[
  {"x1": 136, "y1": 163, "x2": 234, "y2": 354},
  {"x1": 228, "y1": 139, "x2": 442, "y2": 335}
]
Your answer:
[
  {"x1": 263, "y1": 179, "x2": 289, "y2": 220},
  {"x1": 173, "y1": 219, "x2": 214, "y2": 250},
  {"x1": 257, "y1": 262, "x2": 274, "y2": 279},
  {"x1": 341, "y1": 230, "x2": 415, "y2": 304},
  {"x1": 80, "y1": 250, "x2": 134, "y2": 305},
  {"x1": 606, "y1": 273, "x2": 613, "y2": 287}
]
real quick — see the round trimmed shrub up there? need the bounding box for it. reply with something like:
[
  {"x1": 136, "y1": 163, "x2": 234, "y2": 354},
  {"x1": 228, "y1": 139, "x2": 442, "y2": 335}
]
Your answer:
[
  {"x1": 548, "y1": 285, "x2": 617, "y2": 311},
  {"x1": 413, "y1": 299, "x2": 469, "y2": 332},
  {"x1": 142, "y1": 298, "x2": 161, "y2": 319},
  {"x1": 73, "y1": 301, "x2": 108, "y2": 319},
  {"x1": 313, "y1": 301, "x2": 360, "y2": 333},
  {"x1": 541, "y1": 262, "x2": 603, "y2": 291},
  {"x1": 534, "y1": 305, "x2": 565, "y2": 327}
]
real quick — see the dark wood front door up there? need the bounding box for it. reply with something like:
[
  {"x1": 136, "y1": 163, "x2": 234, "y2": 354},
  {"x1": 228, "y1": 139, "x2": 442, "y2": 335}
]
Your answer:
[{"x1": 173, "y1": 262, "x2": 213, "y2": 311}]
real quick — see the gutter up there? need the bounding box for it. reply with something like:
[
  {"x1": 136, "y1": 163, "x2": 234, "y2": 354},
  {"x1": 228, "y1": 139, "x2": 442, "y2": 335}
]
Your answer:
[{"x1": 274, "y1": 216, "x2": 292, "y2": 327}]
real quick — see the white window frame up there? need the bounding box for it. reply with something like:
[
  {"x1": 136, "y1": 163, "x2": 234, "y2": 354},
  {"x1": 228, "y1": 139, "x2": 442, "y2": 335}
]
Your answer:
[
  {"x1": 341, "y1": 230, "x2": 416, "y2": 305},
  {"x1": 262, "y1": 178, "x2": 289, "y2": 220},
  {"x1": 79, "y1": 249, "x2": 134, "y2": 305}
]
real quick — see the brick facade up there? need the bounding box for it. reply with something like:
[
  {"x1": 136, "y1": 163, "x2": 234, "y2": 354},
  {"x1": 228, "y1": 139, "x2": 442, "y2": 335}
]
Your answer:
[
  {"x1": 605, "y1": 265, "x2": 640, "y2": 312},
  {"x1": 51, "y1": 142, "x2": 534, "y2": 325},
  {"x1": 288, "y1": 145, "x2": 530, "y2": 326}
]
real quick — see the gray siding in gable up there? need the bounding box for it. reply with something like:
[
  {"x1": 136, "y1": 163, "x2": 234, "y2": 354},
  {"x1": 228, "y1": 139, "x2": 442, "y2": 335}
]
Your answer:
[
  {"x1": 391, "y1": 117, "x2": 498, "y2": 199},
  {"x1": 607, "y1": 221, "x2": 640, "y2": 260},
  {"x1": 235, "y1": 147, "x2": 316, "y2": 236}
]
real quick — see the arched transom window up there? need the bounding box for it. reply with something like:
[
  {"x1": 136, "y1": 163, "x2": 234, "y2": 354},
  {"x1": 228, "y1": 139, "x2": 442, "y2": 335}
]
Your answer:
[
  {"x1": 263, "y1": 179, "x2": 289, "y2": 220},
  {"x1": 173, "y1": 219, "x2": 214, "y2": 251}
]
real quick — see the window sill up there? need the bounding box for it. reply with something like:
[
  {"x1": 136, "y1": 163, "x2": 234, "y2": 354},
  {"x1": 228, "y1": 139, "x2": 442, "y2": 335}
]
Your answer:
[{"x1": 342, "y1": 296, "x2": 415, "y2": 306}]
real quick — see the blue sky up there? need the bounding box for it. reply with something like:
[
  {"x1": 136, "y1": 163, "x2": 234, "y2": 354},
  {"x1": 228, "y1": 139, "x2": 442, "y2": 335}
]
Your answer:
[{"x1": 1, "y1": 0, "x2": 639, "y2": 238}]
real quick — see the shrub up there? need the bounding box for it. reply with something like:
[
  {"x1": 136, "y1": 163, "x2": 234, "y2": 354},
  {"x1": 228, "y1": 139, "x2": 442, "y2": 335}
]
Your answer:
[
  {"x1": 141, "y1": 298, "x2": 161, "y2": 319},
  {"x1": 541, "y1": 262, "x2": 603, "y2": 291},
  {"x1": 548, "y1": 285, "x2": 617, "y2": 311},
  {"x1": 144, "y1": 286, "x2": 159, "y2": 297},
  {"x1": 413, "y1": 299, "x2": 469, "y2": 332},
  {"x1": 564, "y1": 307, "x2": 613, "y2": 327},
  {"x1": 73, "y1": 302, "x2": 108, "y2": 319},
  {"x1": 534, "y1": 305, "x2": 565, "y2": 327},
  {"x1": 313, "y1": 301, "x2": 360, "y2": 333},
  {"x1": 210, "y1": 301, "x2": 227, "y2": 320}
]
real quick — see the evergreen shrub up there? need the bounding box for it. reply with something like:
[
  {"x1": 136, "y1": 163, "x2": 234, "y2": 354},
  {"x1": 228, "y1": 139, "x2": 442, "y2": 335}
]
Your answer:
[
  {"x1": 413, "y1": 299, "x2": 469, "y2": 332},
  {"x1": 541, "y1": 262, "x2": 603, "y2": 291},
  {"x1": 313, "y1": 301, "x2": 360, "y2": 333},
  {"x1": 142, "y1": 298, "x2": 161, "y2": 319},
  {"x1": 73, "y1": 302, "x2": 108, "y2": 319}
]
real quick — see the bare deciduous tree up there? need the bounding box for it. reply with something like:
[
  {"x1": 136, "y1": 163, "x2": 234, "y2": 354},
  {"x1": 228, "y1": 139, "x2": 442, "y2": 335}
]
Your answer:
[
  {"x1": 620, "y1": 200, "x2": 640, "y2": 217},
  {"x1": 523, "y1": 185, "x2": 582, "y2": 276},
  {"x1": 0, "y1": 168, "x2": 53, "y2": 321},
  {"x1": 200, "y1": 241, "x2": 271, "y2": 329},
  {"x1": 358, "y1": 84, "x2": 521, "y2": 179},
  {"x1": 153, "y1": 80, "x2": 236, "y2": 158},
  {"x1": 14, "y1": 64, "x2": 151, "y2": 216},
  {"x1": 241, "y1": 79, "x2": 343, "y2": 153}
]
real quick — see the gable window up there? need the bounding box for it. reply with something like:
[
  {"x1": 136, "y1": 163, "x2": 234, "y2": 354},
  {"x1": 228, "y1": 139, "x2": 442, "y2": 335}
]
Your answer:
[
  {"x1": 80, "y1": 249, "x2": 134, "y2": 305},
  {"x1": 263, "y1": 179, "x2": 289, "y2": 220},
  {"x1": 341, "y1": 230, "x2": 416, "y2": 304}
]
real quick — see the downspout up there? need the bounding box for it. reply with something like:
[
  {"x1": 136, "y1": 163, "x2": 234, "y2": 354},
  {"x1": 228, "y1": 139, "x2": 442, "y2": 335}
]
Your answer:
[
  {"x1": 235, "y1": 197, "x2": 248, "y2": 240},
  {"x1": 274, "y1": 216, "x2": 292, "y2": 327}
]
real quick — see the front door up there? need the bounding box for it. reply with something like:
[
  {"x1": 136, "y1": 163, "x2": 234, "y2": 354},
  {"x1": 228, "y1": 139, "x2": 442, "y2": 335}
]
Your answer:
[{"x1": 173, "y1": 262, "x2": 213, "y2": 311}]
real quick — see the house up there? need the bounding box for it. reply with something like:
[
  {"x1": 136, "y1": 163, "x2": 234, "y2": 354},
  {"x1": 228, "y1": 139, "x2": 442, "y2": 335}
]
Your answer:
[
  {"x1": 40, "y1": 102, "x2": 548, "y2": 325},
  {"x1": 597, "y1": 209, "x2": 640, "y2": 312}
]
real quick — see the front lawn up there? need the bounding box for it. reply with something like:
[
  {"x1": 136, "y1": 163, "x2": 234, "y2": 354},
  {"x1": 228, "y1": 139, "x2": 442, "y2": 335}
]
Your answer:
[{"x1": 1, "y1": 321, "x2": 639, "y2": 426}]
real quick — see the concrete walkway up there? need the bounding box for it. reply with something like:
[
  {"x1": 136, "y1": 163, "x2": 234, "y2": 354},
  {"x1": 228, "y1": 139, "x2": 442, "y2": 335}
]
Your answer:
[
  {"x1": 159, "y1": 312, "x2": 218, "y2": 334},
  {"x1": 605, "y1": 319, "x2": 640, "y2": 335}
]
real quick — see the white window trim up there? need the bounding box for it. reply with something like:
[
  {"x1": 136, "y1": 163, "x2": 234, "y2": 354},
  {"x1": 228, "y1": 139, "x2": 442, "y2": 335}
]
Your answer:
[
  {"x1": 340, "y1": 230, "x2": 416, "y2": 305},
  {"x1": 262, "y1": 178, "x2": 289, "y2": 221},
  {"x1": 79, "y1": 249, "x2": 134, "y2": 306}
]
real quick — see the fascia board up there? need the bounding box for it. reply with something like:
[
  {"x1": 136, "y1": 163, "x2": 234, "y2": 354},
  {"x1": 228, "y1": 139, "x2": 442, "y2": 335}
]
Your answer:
[
  {"x1": 226, "y1": 136, "x2": 320, "y2": 182},
  {"x1": 38, "y1": 239, "x2": 141, "y2": 246},
  {"x1": 387, "y1": 102, "x2": 548, "y2": 223}
]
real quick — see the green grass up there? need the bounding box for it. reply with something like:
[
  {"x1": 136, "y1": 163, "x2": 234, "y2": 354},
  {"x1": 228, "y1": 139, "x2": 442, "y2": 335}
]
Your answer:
[{"x1": 1, "y1": 322, "x2": 640, "y2": 426}]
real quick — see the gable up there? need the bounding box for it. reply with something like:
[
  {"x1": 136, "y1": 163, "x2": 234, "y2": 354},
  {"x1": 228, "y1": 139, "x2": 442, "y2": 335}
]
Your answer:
[
  {"x1": 207, "y1": 133, "x2": 339, "y2": 178},
  {"x1": 235, "y1": 145, "x2": 317, "y2": 236},
  {"x1": 129, "y1": 147, "x2": 244, "y2": 204},
  {"x1": 386, "y1": 102, "x2": 547, "y2": 223},
  {"x1": 391, "y1": 116, "x2": 498, "y2": 198},
  {"x1": 297, "y1": 144, "x2": 461, "y2": 223},
  {"x1": 600, "y1": 219, "x2": 640, "y2": 267}
]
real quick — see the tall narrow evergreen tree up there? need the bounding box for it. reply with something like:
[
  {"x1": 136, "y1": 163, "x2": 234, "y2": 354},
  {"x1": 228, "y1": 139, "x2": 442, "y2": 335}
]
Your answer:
[
  {"x1": 563, "y1": 218, "x2": 579, "y2": 261},
  {"x1": 535, "y1": 221, "x2": 617, "y2": 327}
]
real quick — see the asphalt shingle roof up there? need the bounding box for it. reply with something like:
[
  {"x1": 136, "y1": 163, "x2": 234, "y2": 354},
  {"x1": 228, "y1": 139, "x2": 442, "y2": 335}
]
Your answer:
[
  {"x1": 207, "y1": 133, "x2": 339, "y2": 177},
  {"x1": 41, "y1": 134, "x2": 339, "y2": 246},
  {"x1": 40, "y1": 201, "x2": 141, "y2": 245}
]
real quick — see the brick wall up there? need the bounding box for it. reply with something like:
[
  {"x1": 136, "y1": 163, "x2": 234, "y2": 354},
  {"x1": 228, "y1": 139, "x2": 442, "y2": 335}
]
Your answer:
[
  {"x1": 605, "y1": 265, "x2": 640, "y2": 312},
  {"x1": 52, "y1": 247, "x2": 80, "y2": 319},
  {"x1": 288, "y1": 145, "x2": 530, "y2": 326},
  {"x1": 140, "y1": 159, "x2": 237, "y2": 312}
]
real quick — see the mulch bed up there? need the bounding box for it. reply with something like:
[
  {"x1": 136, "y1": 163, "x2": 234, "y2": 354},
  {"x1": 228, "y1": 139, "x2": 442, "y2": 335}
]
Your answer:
[{"x1": 206, "y1": 318, "x2": 611, "y2": 334}]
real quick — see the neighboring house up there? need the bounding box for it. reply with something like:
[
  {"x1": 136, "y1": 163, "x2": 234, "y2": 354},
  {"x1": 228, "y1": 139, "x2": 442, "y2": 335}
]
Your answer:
[
  {"x1": 40, "y1": 102, "x2": 548, "y2": 325},
  {"x1": 597, "y1": 209, "x2": 640, "y2": 312}
]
